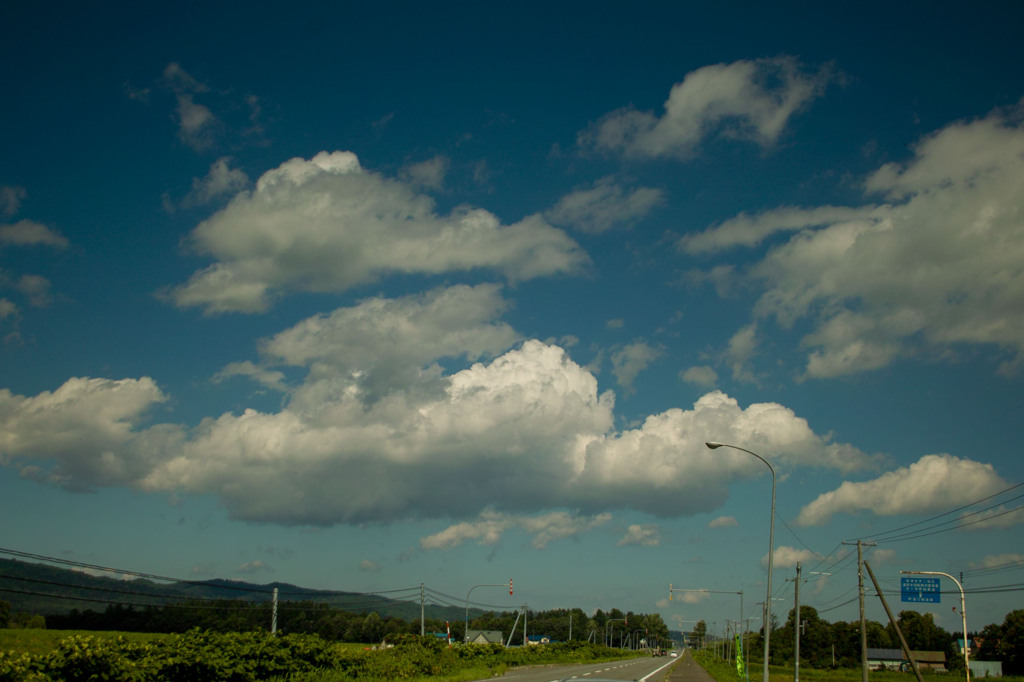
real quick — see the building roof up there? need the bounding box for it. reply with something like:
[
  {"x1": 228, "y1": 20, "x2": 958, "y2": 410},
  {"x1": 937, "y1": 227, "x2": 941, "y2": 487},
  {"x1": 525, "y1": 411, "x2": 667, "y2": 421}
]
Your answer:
[
  {"x1": 466, "y1": 629, "x2": 503, "y2": 644},
  {"x1": 866, "y1": 649, "x2": 946, "y2": 663},
  {"x1": 867, "y1": 649, "x2": 905, "y2": 660}
]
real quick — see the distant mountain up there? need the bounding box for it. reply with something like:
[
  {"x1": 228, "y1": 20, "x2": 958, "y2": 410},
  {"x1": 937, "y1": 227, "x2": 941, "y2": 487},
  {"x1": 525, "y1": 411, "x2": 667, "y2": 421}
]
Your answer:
[{"x1": 0, "y1": 558, "x2": 468, "y2": 622}]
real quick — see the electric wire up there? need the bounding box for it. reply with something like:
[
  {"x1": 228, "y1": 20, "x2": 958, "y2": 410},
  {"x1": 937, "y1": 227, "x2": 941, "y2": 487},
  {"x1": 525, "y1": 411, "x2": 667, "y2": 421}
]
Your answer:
[
  {"x1": 848, "y1": 482, "x2": 1024, "y2": 544},
  {"x1": 0, "y1": 546, "x2": 423, "y2": 604},
  {"x1": 0, "y1": 548, "x2": 521, "y2": 623}
]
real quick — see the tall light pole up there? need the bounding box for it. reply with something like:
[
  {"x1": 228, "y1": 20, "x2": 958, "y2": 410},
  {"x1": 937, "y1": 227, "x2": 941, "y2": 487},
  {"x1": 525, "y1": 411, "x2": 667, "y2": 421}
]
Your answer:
[
  {"x1": 465, "y1": 580, "x2": 513, "y2": 642},
  {"x1": 706, "y1": 441, "x2": 776, "y2": 682},
  {"x1": 902, "y1": 570, "x2": 970, "y2": 682}
]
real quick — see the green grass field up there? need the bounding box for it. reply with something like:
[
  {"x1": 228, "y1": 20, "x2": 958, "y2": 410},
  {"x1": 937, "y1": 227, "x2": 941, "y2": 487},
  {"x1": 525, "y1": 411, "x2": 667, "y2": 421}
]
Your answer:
[
  {"x1": 0, "y1": 628, "x2": 166, "y2": 657},
  {"x1": 691, "y1": 650, "x2": 1019, "y2": 682}
]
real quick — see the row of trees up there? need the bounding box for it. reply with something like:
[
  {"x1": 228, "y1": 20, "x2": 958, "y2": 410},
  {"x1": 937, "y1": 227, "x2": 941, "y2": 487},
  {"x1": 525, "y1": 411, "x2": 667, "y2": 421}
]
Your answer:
[
  {"x1": 0, "y1": 597, "x2": 669, "y2": 649},
  {"x1": 691, "y1": 606, "x2": 1024, "y2": 675},
  {"x1": 0, "y1": 600, "x2": 45, "y2": 629},
  {"x1": 466, "y1": 607, "x2": 669, "y2": 646}
]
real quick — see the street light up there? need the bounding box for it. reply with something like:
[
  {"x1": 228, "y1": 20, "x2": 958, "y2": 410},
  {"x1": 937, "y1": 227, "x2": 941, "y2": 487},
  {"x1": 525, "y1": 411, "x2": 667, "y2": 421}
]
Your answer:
[
  {"x1": 706, "y1": 441, "x2": 776, "y2": 682},
  {"x1": 605, "y1": 618, "x2": 626, "y2": 647},
  {"x1": 465, "y1": 582, "x2": 512, "y2": 642},
  {"x1": 902, "y1": 570, "x2": 970, "y2": 682}
]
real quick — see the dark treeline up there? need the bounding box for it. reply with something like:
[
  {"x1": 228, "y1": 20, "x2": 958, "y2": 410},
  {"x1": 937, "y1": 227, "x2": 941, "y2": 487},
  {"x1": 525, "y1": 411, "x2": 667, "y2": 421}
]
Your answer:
[
  {"x1": 692, "y1": 606, "x2": 1024, "y2": 675},
  {"x1": 27, "y1": 599, "x2": 669, "y2": 648}
]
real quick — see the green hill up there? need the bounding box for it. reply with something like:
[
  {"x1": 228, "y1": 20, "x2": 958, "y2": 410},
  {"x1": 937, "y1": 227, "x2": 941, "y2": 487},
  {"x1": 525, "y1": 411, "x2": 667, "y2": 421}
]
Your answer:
[{"x1": 0, "y1": 558, "x2": 467, "y2": 622}]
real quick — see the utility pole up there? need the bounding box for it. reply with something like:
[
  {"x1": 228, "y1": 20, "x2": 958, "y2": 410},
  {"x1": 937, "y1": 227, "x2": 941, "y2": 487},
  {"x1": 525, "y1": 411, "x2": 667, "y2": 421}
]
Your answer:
[
  {"x1": 843, "y1": 540, "x2": 876, "y2": 682},
  {"x1": 795, "y1": 563, "x2": 801, "y2": 682},
  {"x1": 271, "y1": 587, "x2": 278, "y2": 634},
  {"x1": 866, "y1": 562, "x2": 924, "y2": 682}
]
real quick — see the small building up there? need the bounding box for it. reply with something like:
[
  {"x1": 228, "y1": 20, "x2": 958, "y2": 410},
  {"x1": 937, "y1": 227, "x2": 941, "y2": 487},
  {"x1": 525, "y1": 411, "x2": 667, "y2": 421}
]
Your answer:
[
  {"x1": 969, "y1": 660, "x2": 1003, "y2": 678},
  {"x1": 866, "y1": 648, "x2": 946, "y2": 672},
  {"x1": 911, "y1": 650, "x2": 947, "y2": 672},
  {"x1": 465, "y1": 629, "x2": 504, "y2": 645},
  {"x1": 867, "y1": 648, "x2": 905, "y2": 671}
]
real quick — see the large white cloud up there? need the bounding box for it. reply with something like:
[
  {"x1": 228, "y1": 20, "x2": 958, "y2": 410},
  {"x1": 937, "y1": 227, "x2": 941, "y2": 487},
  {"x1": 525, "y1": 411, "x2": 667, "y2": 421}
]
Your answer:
[
  {"x1": 687, "y1": 101, "x2": 1024, "y2": 378},
  {"x1": 0, "y1": 377, "x2": 183, "y2": 491},
  {"x1": 169, "y1": 151, "x2": 588, "y2": 314},
  {"x1": 569, "y1": 390, "x2": 882, "y2": 518},
  {"x1": 0, "y1": 287, "x2": 883, "y2": 528},
  {"x1": 261, "y1": 283, "x2": 518, "y2": 407},
  {"x1": 795, "y1": 454, "x2": 1011, "y2": 526},
  {"x1": 0, "y1": 368, "x2": 879, "y2": 528},
  {"x1": 579, "y1": 57, "x2": 833, "y2": 159}
]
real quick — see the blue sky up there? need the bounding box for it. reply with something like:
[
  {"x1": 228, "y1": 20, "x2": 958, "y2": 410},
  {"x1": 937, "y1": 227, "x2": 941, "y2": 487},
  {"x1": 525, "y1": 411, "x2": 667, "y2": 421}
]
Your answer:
[{"x1": 2, "y1": 1, "x2": 1023, "y2": 636}]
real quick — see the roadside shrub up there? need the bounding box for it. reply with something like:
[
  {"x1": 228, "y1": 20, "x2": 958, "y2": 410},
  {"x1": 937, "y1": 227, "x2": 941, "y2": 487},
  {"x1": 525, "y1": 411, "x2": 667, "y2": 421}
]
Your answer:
[
  {"x1": 0, "y1": 650, "x2": 48, "y2": 682},
  {"x1": 150, "y1": 629, "x2": 342, "y2": 682},
  {"x1": 45, "y1": 635, "x2": 151, "y2": 682}
]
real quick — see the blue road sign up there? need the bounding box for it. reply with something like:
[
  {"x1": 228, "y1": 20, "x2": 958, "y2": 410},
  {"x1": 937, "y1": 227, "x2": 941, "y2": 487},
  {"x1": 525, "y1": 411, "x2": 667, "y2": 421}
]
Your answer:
[{"x1": 901, "y1": 576, "x2": 941, "y2": 603}]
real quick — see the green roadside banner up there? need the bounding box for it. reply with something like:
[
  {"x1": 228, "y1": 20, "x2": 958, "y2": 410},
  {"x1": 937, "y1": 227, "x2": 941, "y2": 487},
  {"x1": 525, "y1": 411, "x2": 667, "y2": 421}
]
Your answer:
[{"x1": 735, "y1": 634, "x2": 745, "y2": 676}]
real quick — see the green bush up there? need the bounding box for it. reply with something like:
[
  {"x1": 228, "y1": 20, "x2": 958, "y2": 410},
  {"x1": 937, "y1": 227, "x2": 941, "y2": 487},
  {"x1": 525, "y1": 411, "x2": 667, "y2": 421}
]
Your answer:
[
  {"x1": 0, "y1": 650, "x2": 49, "y2": 682},
  {"x1": 4, "y1": 629, "x2": 642, "y2": 682},
  {"x1": 45, "y1": 635, "x2": 153, "y2": 682},
  {"x1": 149, "y1": 629, "x2": 343, "y2": 682}
]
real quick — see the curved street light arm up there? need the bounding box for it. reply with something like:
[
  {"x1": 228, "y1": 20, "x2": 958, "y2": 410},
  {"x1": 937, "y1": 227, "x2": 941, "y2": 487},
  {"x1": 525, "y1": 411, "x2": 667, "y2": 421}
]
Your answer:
[
  {"x1": 902, "y1": 570, "x2": 970, "y2": 682},
  {"x1": 705, "y1": 441, "x2": 776, "y2": 682},
  {"x1": 464, "y1": 583, "x2": 511, "y2": 643}
]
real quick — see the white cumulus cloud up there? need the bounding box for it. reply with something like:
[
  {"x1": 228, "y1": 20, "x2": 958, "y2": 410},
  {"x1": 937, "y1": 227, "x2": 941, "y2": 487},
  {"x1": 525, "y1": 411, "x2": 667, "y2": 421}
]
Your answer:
[
  {"x1": 617, "y1": 523, "x2": 660, "y2": 547},
  {"x1": 708, "y1": 515, "x2": 737, "y2": 528},
  {"x1": 164, "y1": 63, "x2": 219, "y2": 152},
  {"x1": 545, "y1": 176, "x2": 664, "y2": 233},
  {"x1": 969, "y1": 553, "x2": 1024, "y2": 570},
  {"x1": 0, "y1": 377, "x2": 182, "y2": 491},
  {"x1": 681, "y1": 365, "x2": 719, "y2": 388},
  {"x1": 399, "y1": 156, "x2": 449, "y2": 191},
  {"x1": 420, "y1": 509, "x2": 611, "y2": 550},
  {"x1": 674, "y1": 588, "x2": 710, "y2": 604},
  {"x1": 170, "y1": 151, "x2": 588, "y2": 314},
  {"x1": 180, "y1": 157, "x2": 250, "y2": 208},
  {"x1": 691, "y1": 100, "x2": 1024, "y2": 378},
  {"x1": 767, "y1": 545, "x2": 819, "y2": 569},
  {"x1": 0, "y1": 186, "x2": 26, "y2": 217},
  {"x1": 611, "y1": 341, "x2": 662, "y2": 391},
  {"x1": 580, "y1": 57, "x2": 833, "y2": 159},
  {"x1": 795, "y1": 454, "x2": 1011, "y2": 526},
  {"x1": 0, "y1": 283, "x2": 884, "y2": 529},
  {"x1": 0, "y1": 221, "x2": 69, "y2": 249}
]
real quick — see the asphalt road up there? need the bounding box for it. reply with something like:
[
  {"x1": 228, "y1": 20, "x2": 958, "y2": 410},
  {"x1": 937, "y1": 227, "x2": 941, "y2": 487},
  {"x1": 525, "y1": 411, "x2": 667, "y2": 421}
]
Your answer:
[{"x1": 479, "y1": 652, "x2": 682, "y2": 682}]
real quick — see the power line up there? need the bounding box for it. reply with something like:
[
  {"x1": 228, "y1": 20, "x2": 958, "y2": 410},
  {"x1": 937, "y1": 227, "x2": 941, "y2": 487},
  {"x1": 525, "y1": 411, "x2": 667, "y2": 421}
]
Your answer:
[
  {"x1": 963, "y1": 557, "x2": 1024, "y2": 579},
  {"x1": 876, "y1": 504, "x2": 1024, "y2": 543},
  {"x1": 850, "y1": 482, "x2": 1024, "y2": 544},
  {"x1": 0, "y1": 546, "x2": 421, "y2": 603}
]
